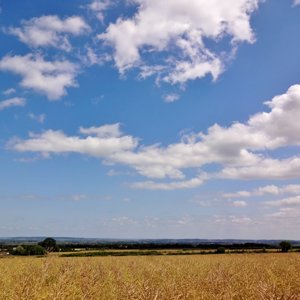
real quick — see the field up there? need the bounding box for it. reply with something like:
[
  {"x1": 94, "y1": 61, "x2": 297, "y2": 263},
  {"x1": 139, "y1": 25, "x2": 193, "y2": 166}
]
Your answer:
[{"x1": 0, "y1": 253, "x2": 300, "y2": 299}]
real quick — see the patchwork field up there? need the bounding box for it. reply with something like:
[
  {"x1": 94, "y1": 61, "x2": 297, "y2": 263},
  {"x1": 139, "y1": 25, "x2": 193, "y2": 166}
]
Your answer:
[{"x1": 0, "y1": 253, "x2": 300, "y2": 299}]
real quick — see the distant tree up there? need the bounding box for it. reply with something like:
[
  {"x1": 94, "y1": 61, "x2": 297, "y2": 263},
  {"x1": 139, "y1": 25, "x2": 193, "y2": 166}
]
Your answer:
[
  {"x1": 279, "y1": 241, "x2": 292, "y2": 253},
  {"x1": 215, "y1": 247, "x2": 226, "y2": 254},
  {"x1": 11, "y1": 245, "x2": 46, "y2": 256},
  {"x1": 39, "y1": 238, "x2": 59, "y2": 252},
  {"x1": 25, "y1": 245, "x2": 47, "y2": 256},
  {"x1": 14, "y1": 245, "x2": 26, "y2": 255}
]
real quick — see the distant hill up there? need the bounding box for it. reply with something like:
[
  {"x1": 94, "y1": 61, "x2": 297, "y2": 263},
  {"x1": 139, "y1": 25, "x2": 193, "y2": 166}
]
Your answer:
[{"x1": 1, "y1": 237, "x2": 300, "y2": 247}]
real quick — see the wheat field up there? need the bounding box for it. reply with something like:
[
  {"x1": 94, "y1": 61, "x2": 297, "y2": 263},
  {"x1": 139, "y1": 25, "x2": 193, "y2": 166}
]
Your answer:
[{"x1": 0, "y1": 253, "x2": 300, "y2": 299}]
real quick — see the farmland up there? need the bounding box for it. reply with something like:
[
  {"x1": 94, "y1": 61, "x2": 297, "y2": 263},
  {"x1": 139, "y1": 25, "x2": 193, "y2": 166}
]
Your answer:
[{"x1": 1, "y1": 253, "x2": 300, "y2": 299}]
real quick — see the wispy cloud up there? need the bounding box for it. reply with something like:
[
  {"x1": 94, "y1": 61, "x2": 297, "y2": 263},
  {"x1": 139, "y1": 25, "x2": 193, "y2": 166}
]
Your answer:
[
  {"x1": 87, "y1": 0, "x2": 112, "y2": 23},
  {"x1": 0, "y1": 97, "x2": 26, "y2": 111},
  {"x1": 229, "y1": 200, "x2": 248, "y2": 207},
  {"x1": 28, "y1": 113, "x2": 46, "y2": 123},
  {"x1": 265, "y1": 196, "x2": 300, "y2": 207},
  {"x1": 163, "y1": 93, "x2": 180, "y2": 103},
  {"x1": 293, "y1": 0, "x2": 300, "y2": 6},
  {"x1": 3, "y1": 88, "x2": 16, "y2": 96}
]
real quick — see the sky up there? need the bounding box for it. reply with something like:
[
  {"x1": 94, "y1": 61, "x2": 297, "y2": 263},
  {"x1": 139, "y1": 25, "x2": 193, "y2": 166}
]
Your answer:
[{"x1": 1, "y1": 0, "x2": 300, "y2": 239}]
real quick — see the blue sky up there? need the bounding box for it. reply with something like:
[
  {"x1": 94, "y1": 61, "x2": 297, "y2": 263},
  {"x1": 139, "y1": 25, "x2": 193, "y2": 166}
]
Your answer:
[{"x1": 1, "y1": 0, "x2": 300, "y2": 239}]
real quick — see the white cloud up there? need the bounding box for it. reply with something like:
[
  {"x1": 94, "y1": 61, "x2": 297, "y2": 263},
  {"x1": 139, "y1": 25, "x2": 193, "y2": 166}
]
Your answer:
[
  {"x1": 111, "y1": 216, "x2": 137, "y2": 225},
  {"x1": 87, "y1": 0, "x2": 112, "y2": 22},
  {"x1": 100, "y1": 0, "x2": 260, "y2": 83},
  {"x1": 215, "y1": 215, "x2": 252, "y2": 225},
  {"x1": 0, "y1": 97, "x2": 26, "y2": 111},
  {"x1": 79, "y1": 123, "x2": 121, "y2": 138},
  {"x1": 83, "y1": 47, "x2": 111, "y2": 66},
  {"x1": 11, "y1": 125, "x2": 137, "y2": 158},
  {"x1": 163, "y1": 93, "x2": 180, "y2": 103},
  {"x1": 3, "y1": 88, "x2": 16, "y2": 96},
  {"x1": 0, "y1": 54, "x2": 78, "y2": 100},
  {"x1": 131, "y1": 175, "x2": 206, "y2": 190},
  {"x1": 28, "y1": 113, "x2": 46, "y2": 123},
  {"x1": 223, "y1": 184, "x2": 300, "y2": 199},
  {"x1": 265, "y1": 196, "x2": 300, "y2": 207},
  {"x1": 230, "y1": 200, "x2": 248, "y2": 207},
  {"x1": 223, "y1": 190, "x2": 252, "y2": 199},
  {"x1": 230, "y1": 216, "x2": 252, "y2": 224},
  {"x1": 7, "y1": 15, "x2": 90, "y2": 51},
  {"x1": 256, "y1": 185, "x2": 280, "y2": 195},
  {"x1": 220, "y1": 157, "x2": 300, "y2": 180},
  {"x1": 70, "y1": 194, "x2": 88, "y2": 202},
  {"x1": 266, "y1": 207, "x2": 300, "y2": 220},
  {"x1": 8, "y1": 84, "x2": 300, "y2": 188}
]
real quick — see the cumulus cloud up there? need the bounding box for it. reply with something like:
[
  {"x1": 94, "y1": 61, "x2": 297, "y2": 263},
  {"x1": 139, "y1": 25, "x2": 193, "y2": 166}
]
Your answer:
[
  {"x1": 7, "y1": 15, "x2": 90, "y2": 51},
  {"x1": 100, "y1": 0, "x2": 260, "y2": 84},
  {"x1": 0, "y1": 97, "x2": 26, "y2": 111},
  {"x1": 0, "y1": 54, "x2": 78, "y2": 100},
  {"x1": 12, "y1": 125, "x2": 137, "y2": 158},
  {"x1": 8, "y1": 84, "x2": 300, "y2": 189}
]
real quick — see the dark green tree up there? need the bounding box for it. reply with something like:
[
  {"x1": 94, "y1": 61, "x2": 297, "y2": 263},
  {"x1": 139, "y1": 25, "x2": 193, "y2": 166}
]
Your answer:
[
  {"x1": 215, "y1": 247, "x2": 226, "y2": 254},
  {"x1": 11, "y1": 245, "x2": 46, "y2": 256},
  {"x1": 25, "y1": 245, "x2": 47, "y2": 255},
  {"x1": 279, "y1": 241, "x2": 292, "y2": 253},
  {"x1": 39, "y1": 238, "x2": 58, "y2": 252}
]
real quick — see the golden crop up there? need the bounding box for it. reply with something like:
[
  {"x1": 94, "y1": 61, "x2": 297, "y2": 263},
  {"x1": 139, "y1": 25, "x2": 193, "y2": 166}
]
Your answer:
[{"x1": 0, "y1": 253, "x2": 300, "y2": 299}]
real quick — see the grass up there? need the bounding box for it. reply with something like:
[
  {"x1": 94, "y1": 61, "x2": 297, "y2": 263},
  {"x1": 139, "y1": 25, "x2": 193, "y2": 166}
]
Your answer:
[{"x1": 0, "y1": 253, "x2": 300, "y2": 299}]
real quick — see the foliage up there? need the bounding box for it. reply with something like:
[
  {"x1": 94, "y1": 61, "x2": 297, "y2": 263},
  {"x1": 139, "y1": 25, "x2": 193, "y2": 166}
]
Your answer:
[
  {"x1": 39, "y1": 238, "x2": 59, "y2": 252},
  {"x1": 13, "y1": 245, "x2": 26, "y2": 255},
  {"x1": 279, "y1": 241, "x2": 292, "y2": 253},
  {"x1": 11, "y1": 245, "x2": 46, "y2": 256}
]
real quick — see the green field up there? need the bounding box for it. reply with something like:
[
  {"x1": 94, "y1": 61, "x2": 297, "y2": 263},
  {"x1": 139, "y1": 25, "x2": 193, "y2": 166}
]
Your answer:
[{"x1": 1, "y1": 253, "x2": 300, "y2": 299}]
